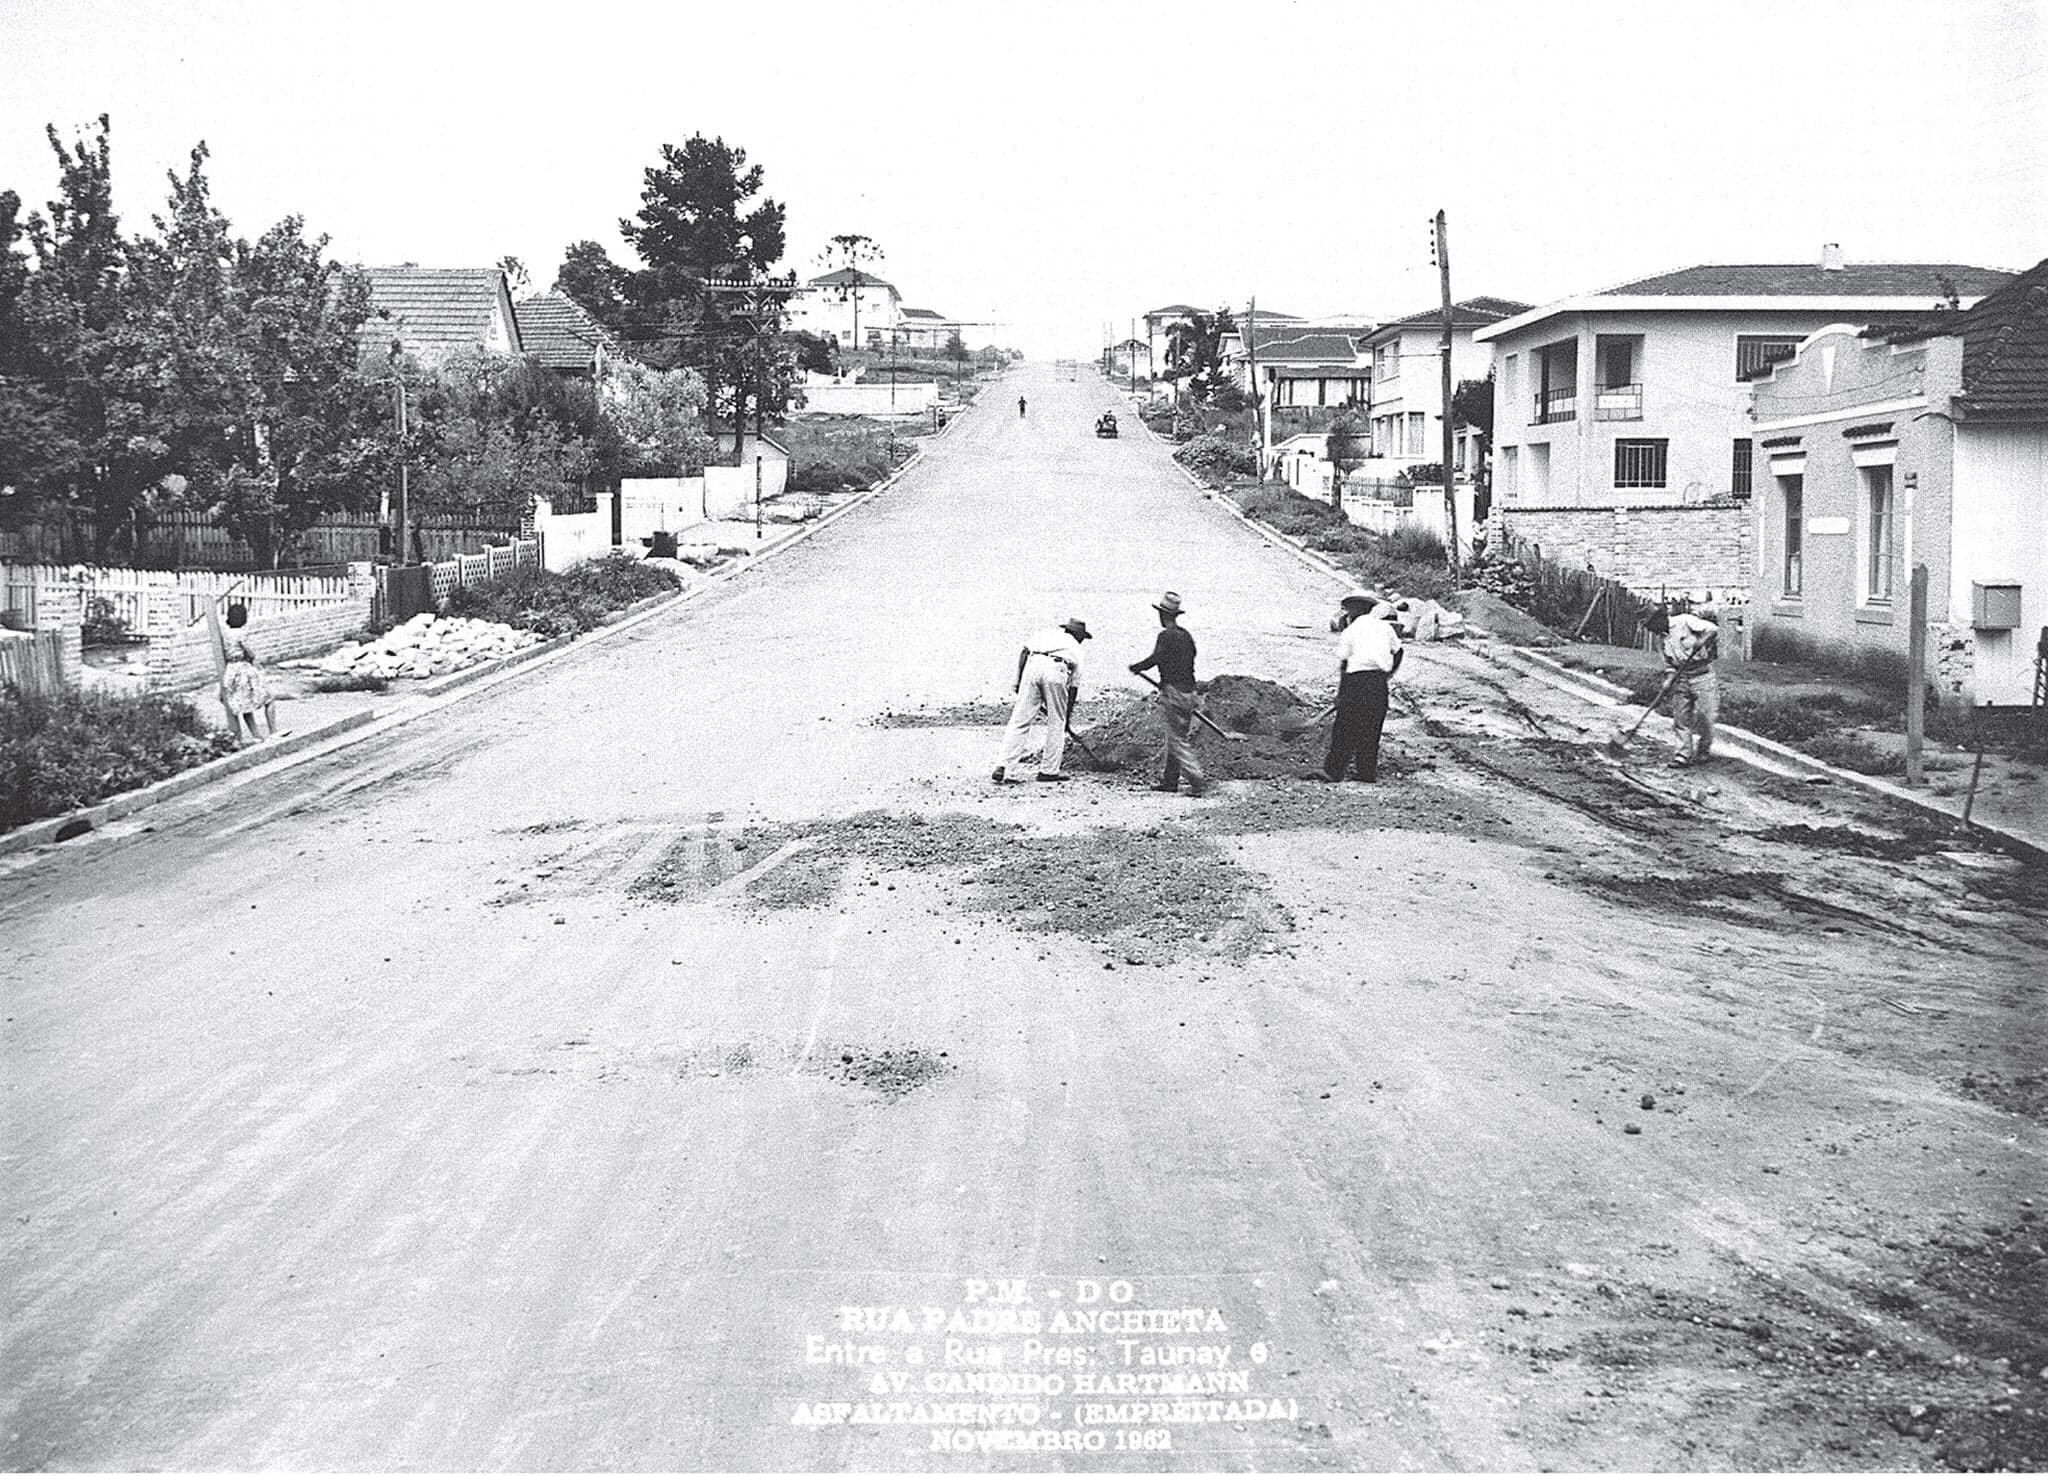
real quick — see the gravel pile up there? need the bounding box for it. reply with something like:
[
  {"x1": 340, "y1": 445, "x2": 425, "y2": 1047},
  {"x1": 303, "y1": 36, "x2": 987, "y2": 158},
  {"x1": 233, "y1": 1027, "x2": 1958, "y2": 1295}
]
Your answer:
[
  {"x1": 1077, "y1": 674, "x2": 1332, "y2": 779},
  {"x1": 309, "y1": 613, "x2": 543, "y2": 682}
]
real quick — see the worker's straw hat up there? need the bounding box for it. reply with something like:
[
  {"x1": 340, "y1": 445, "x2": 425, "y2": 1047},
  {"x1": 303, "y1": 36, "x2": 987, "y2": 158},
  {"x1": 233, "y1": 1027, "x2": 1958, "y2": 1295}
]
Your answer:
[
  {"x1": 1061, "y1": 619, "x2": 1093, "y2": 642},
  {"x1": 1153, "y1": 591, "x2": 1185, "y2": 616},
  {"x1": 1339, "y1": 589, "x2": 1378, "y2": 610}
]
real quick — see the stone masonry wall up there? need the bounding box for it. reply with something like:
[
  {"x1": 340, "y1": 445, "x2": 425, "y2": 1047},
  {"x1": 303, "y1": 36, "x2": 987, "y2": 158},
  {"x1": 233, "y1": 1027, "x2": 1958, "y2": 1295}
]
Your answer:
[{"x1": 1498, "y1": 502, "x2": 1752, "y2": 599}]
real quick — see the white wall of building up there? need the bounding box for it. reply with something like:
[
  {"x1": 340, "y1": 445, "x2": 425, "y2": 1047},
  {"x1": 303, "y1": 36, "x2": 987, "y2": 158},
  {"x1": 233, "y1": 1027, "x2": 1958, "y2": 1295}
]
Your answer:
[{"x1": 1952, "y1": 423, "x2": 2048, "y2": 704}]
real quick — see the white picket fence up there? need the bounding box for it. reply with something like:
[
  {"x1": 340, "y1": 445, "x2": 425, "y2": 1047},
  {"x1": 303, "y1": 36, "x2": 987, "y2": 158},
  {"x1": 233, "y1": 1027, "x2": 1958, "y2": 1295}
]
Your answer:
[{"x1": 1, "y1": 564, "x2": 357, "y2": 637}]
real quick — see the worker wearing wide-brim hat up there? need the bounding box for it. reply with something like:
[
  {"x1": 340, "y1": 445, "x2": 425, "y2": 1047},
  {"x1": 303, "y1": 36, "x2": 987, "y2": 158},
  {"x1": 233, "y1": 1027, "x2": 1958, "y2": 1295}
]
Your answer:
[
  {"x1": 1309, "y1": 590, "x2": 1402, "y2": 783},
  {"x1": 993, "y1": 617, "x2": 1091, "y2": 784},
  {"x1": 1128, "y1": 591, "x2": 1208, "y2": 797}
]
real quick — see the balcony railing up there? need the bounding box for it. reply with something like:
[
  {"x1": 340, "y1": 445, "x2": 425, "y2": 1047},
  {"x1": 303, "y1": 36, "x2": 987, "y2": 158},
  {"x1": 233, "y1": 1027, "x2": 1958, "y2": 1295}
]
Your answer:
[
  {"x1": 1594, "y1": 383, "x2": 1643, "y2": 421},
  {"x1": 1533, "y1": 387, "x2": 1577, "y2": 424}
]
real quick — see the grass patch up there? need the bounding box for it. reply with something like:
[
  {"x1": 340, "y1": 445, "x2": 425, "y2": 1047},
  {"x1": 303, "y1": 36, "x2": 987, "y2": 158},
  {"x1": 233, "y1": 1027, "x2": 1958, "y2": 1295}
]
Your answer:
[
  {"x1": 442, "y1": 555, "x2": 680, "y2": 639},
  {"x1": 2, "y1": 686, "x2": 237, "y2": 830},
  {"x1": 779, "y1": 417, "x2": 912, "y2": 493}
]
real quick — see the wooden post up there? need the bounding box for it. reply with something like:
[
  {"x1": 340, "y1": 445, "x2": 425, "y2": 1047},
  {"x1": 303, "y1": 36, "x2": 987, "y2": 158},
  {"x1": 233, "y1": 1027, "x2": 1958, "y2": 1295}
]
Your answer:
[{"x1": 1905, "y1": 562, "x2": 1928, "y2": 786}]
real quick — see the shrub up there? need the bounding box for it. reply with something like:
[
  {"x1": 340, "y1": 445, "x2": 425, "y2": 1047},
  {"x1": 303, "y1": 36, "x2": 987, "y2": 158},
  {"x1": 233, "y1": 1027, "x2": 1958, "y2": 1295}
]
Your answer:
[
  {"x1": 1, "y1": 686, "x2": 237, "y2": 829},
  {"x1": 780, "y1": 418, "x2": 902, "y2": 493},
  {"x1": 1378, "y1": 524, "x2": 1447, "y2": 567},
  {"x1": 80, "y1": 597, "x2": 137, "y2": 649},
  {"x1": 442, "y1": 556, "x2": 680, "y2": 639},
  {"x1": 1173, "y1": 430, "x2": 1258, "y2": 481}
]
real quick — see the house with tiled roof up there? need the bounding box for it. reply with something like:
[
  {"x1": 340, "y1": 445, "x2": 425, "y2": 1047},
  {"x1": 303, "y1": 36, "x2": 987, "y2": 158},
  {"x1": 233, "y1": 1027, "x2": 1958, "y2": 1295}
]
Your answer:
[
  {"x1": 1746, "y1": 257, "x2": 2048, "y2": 706},
  {"x1": 1355, "y1": 297, "x2": 1529, "y2": 484},
  {"x1": 787, "y1": 268, "x2": 902, "y2": 351},
  {"x1": 1473, "y1": 246, "x2": 2018, "y2": 592},
  {"x1": 359, "y1": 266, "x2": 523, "y2": 365},
  {"x1": 895, "y1": 306, "x2": 960, "y2": 354},
  {"x1": 513, "y1": 292, "x2": 618, "y2": 377}
]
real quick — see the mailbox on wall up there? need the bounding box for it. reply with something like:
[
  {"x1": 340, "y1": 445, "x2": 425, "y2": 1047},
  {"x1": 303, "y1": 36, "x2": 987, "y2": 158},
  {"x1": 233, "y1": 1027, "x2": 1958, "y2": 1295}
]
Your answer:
[{"x1": 1972, "y1": 582, "x2": 2022, "y2": 630}]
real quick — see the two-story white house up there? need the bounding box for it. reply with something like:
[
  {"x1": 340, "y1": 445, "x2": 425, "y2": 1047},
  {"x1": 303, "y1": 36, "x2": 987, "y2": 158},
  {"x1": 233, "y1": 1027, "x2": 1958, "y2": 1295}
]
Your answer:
[
  {"x1": 1354, "y1": 297, "x2": 1527, "y2": 483},
  {"x1": 1473, "y1": 250, "x2": 2015, "y2": 591},
  {"x1": 788, "y1": 268, "x2": 902, "y2": 352}
]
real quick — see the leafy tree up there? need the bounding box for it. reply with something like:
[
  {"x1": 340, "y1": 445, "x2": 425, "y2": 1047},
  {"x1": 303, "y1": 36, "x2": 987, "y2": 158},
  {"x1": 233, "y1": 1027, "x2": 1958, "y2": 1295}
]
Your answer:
[
  {"x1": 1162, "y1": 308, "x2": 1239, "y2": 403},
  {"x1": 0, "y1": 188, "x2": 70, "y2": 529},
  {"x1": 554, "y1": 240, "x2": 631, "y2": 333},
  {"x1": 19, "y1": 115, "x2": 172, "y2": 560},
  {"x1": 1452, "y1": 372, "x2": 1496, "y2": 522},
  {"x1": 785, "y1": 329, "x2": 835, "y2": 376},
  {"x1": 1325, "y1": 411, "x2": 1365, "y2": 511},
  {"x1": 496, "y1": 254, "x2": 529, "y2": 293},
  {"x1": 602, "y1": 358, "x2": 709, "y2": 478},
  {"x1": 943, "y1": 329, "x2": 968, "y2": 365},
  {"x1": 406, "y1": 350, "x2": 597, "y2": 517}
]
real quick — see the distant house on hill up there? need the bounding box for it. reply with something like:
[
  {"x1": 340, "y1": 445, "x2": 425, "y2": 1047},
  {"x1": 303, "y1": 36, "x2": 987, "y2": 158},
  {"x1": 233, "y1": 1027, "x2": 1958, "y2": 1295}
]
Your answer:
[
  {"x1": 513, "y1": 292, "x2": 619, "y2": 377},
  {"x1": 789, "y1": 268, "x2": 902, "y2": 351},
  {"x1": 359, "y1": 266, "x2": 523, "y2": 365},
  {"x1": 896, "y1": 306, "x2": 960, "y2": 354},
  {"x1": 1356, "y1": 296, "x2": 1529, "y2": 482}
]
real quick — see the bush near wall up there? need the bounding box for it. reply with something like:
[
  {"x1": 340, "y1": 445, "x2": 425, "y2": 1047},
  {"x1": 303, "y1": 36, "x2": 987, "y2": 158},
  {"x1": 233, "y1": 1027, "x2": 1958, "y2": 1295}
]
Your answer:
[
  {"x1": 441, "y1": 556, "x2": 680, "y2": 639},
  {"x1": 1230, "y1": 484, "x2": 1457, "y2": 602},
  {"x1": 780, "y1": 418, "x2": 910, "y2": 493},
  {"x1": 1, "y1": 687, "x2": 237, "y2": 830}
]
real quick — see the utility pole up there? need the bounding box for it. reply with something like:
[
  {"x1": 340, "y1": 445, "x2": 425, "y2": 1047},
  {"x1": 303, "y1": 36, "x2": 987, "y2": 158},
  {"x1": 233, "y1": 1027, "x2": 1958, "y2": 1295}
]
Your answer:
[
  {"x1": 705, "y1": 271, "x2": 802, "y2": 511},
  {"x1": 1433, "y1": 209, "x2": 1458, "y2": 569},
  {"x1": 388, "y1": 339, "x2": 410, "y2": 566},
  {"x1": 1245, "y1": 297, "x2": 1263, "y2": 476},
  {"x1": 1128, "y1": 317, "x2": 1137, "y2": 395},
  {"x1": 1906, "y1": 563, "x2": 1929, "y2": 784}
]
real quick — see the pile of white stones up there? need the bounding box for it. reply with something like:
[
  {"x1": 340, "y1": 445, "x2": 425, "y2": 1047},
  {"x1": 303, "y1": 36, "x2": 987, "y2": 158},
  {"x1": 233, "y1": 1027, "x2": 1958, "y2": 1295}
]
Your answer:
[{"x1": 310, "y1": 613, "x2": 542, "y2": 682}]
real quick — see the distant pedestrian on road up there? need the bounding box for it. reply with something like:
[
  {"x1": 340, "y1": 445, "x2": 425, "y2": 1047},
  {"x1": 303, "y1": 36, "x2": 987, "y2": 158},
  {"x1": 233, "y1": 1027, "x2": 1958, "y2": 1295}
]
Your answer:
[
  {"x1": 1018, "y1": 395, "x2": 1027, "y2": 418},
  {"x1": 1310, "y1": 590, "x2": 1401, "y2": 783},
  {"x1": 993, "y1": 618, "x2": 1090, "y2": 784},
  {"x1": 1642, "y1": 607, "x2": 1720, "y2": 766},
  {"x1": 1128, "y1": 591, "x2": 1207, "y2": 796}
]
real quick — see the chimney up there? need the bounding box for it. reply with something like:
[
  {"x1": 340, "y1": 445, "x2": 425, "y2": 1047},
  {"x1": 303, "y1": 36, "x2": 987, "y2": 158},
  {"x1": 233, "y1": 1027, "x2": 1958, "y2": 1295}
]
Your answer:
[{"x1": 1821, "y1": 242, "x2": 1844, "y2": 272}]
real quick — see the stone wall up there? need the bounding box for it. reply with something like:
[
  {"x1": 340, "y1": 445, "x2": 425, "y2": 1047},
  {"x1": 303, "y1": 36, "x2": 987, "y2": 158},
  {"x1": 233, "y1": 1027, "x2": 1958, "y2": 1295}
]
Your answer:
[{"x1": 1497, "y1": 501, "x2": 1752, "y2": 599}]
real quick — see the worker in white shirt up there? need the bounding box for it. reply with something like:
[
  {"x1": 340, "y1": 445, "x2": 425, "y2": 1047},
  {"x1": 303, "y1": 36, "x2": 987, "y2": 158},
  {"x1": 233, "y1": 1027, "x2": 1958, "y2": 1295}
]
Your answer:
[
  {"x1": 1311, "y1": 590, "x2": 1403, "y2": 783},
  {"x1": 993, "y1": 618, "x2": 1091, "y2": 784},
  {"x1": 1641, "y1": 607, "x2": 1720, "y2": 766}
]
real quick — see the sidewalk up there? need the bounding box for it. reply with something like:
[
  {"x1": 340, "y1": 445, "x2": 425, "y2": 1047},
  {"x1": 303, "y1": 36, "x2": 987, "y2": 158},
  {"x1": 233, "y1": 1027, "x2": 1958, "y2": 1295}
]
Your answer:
[{"x1": 1508, "y1": 640, "x2": 2048, "y2": 861}]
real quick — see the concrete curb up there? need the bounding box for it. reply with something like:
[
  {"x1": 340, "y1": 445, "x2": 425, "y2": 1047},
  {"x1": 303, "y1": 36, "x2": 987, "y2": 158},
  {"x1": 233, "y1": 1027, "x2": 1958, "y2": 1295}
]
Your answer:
[
  {"x1": 0, "y1": 434, "x2": 942, "y2": 858},
  {"x1": 0, "y1": 708, "x2": 379, "y2": 856},
  {"x1": 1495, "y1": 645, "x2": 2048, "y2": 866}
]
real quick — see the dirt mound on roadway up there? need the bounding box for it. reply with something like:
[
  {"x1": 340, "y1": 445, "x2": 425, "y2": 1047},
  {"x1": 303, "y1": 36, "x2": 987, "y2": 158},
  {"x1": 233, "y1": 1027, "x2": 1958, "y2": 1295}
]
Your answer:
[
  {"x1": 1077, "y1": 674, "x2": 1329, "y2": 779},
  {"x1": 1451, "y1": 589, "x2": 1564, "y2": 647}
]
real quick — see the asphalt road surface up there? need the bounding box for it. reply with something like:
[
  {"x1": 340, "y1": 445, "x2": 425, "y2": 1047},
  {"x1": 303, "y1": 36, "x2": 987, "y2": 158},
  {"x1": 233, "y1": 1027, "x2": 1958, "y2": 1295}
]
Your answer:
[{"x1": 4, "y1": 365, "x2": 2044, "y2": 1471}]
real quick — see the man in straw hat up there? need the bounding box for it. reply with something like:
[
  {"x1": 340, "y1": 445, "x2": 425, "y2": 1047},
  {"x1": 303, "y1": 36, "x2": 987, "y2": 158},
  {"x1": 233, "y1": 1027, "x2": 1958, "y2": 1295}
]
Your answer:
[
  {"x1": 1309, "y1": 589, "x2": 1402, "y2": 783},
  {"x1": 1128, "y1": 591, "x2": 1208, "y2": 796},
  {"x1": 993, "y1": 617, "x2": 1091, "y2": 784},
  {"x1": 1640, "y1": 605, "x2": 1720, "y2": 766}
]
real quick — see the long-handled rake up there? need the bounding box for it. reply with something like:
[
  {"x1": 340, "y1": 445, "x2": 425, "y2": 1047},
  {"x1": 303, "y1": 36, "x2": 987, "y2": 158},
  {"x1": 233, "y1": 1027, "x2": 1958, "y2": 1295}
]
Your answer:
[{"x1": 1607, "y1": 671, "x2": 1679, "y2": 756}]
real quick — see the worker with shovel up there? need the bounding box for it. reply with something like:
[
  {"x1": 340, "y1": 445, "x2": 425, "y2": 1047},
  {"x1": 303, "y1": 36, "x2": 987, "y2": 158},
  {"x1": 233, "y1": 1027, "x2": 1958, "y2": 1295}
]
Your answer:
[
  {"x1": 1642, "y1": 607, "x2": 1720, "y2": 766},
  {"x1": 1128, "y1": 591, "x2": 1209, "y2": 797},
  {"x1": 1311, "y1": 590, "x2": 1402, "y2": 783},
  {"x1": 993, "y1": 618, "x2": 1090, "y2": 784}
]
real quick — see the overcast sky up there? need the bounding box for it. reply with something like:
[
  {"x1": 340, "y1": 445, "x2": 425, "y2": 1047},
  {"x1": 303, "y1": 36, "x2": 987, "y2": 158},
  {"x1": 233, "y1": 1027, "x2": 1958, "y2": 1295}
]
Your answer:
[{"x1": 3, "y1": 0, "x2": 2043, "y2": 355}]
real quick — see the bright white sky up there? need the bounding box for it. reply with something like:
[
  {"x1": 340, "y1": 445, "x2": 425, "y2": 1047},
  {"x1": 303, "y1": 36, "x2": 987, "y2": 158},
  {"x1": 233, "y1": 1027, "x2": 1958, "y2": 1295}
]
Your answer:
[{"x1": 3, "y1": 0, "x2": 2044, "y2": 356}]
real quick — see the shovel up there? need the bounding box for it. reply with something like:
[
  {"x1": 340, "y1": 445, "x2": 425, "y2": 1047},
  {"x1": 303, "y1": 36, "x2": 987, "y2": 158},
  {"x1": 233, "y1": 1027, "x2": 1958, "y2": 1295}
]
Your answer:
[
  {"x1": 1607, "y1": 670, "x2": 1679, "y2": 755},
  {"x1": 1130, "y1": 671, "x2": 1246, "y2": 742},
  {"x1": 1063, "y1": 711, "x2": 1108, "y2": 770}
]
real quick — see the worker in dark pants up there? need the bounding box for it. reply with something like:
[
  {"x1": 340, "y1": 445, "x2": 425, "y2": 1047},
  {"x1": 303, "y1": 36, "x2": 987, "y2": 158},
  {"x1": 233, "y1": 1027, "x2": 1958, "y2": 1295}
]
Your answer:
[
  {"x1": 1018, "y1": 395, "x2": 1028, "y2": 418},
  {"x1": 1311, "y1": 590, "x2": 1402, "y2": 783},
  {"x1": 1128, "y1": 591, "x2": 1207, "y2": 797}
]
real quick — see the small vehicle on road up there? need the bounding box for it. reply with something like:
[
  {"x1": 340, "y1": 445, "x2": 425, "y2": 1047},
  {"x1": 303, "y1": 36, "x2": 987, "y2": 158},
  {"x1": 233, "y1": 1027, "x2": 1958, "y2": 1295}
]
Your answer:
[{"x1": 1095, "y1": 411, "x2": 1119, "y2": 439}]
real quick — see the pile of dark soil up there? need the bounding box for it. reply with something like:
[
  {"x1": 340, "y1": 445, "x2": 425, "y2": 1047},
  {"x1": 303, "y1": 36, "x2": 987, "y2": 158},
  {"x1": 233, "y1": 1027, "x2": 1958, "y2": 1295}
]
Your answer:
[
  {"x1": 812, "y1": 1044, "x2": 953, "y2": 1100},
  {"x1": 1749, "y1": 821, "x2": 1969, "y2": 862},
  {"x1": 1077, "y1": 674, "x2": 1332, "y2": 780}
]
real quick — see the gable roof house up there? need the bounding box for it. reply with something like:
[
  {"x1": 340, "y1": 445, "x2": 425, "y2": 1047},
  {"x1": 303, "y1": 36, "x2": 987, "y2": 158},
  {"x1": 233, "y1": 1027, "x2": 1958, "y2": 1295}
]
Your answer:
[
  {"x1": 1472, "y1": 248, "x2": 2017, "y2": 593},
  {"x1": 512, "y1": 292, "x2": 619, "y2": 377},
  {"x1": 788, "y1": 268, "x2": 903, "y2": 350},
  {"x1": 359, "y1": 266, "x2": 523, "y2": 366},
  {"x1": 895, "y1": 306, "x2": 959, "y2": 354},
  {"x1": 1355, "y1": 297, "x2": 1529, "y2": 486},
  {"x1": 1237, "y1": 330, "x2": 1369, "y2": 453},
  {"x1": 1747, "y1": 257, "x2": 2048, "y2": 707}
]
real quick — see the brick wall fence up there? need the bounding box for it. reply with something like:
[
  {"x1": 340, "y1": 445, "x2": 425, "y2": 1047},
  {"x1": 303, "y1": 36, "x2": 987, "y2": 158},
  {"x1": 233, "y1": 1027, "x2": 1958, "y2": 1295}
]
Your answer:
[
  {"x1": 1494, "y1": 502, "x2": 1753, "y2": 600},
  {"x1": 145, "y1": 566, "x2": 378, "y2": 692}
]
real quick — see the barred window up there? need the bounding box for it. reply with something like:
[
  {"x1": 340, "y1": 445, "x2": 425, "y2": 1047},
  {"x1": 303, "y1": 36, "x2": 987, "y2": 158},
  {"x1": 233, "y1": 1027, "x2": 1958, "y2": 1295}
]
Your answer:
[
  {"x1": 1613, "y1": 438, "x2": 1669, "y2": 489},
  {"x1": 1732, "y1": 438, "x2": 1753, "y2": 498}
]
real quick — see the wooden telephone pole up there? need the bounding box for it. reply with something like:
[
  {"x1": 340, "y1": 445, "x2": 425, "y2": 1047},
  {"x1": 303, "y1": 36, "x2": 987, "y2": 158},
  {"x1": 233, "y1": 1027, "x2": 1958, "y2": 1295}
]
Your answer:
[{"x1": 1432, "y1": 210, "x2": 1458, "y2": 568}]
